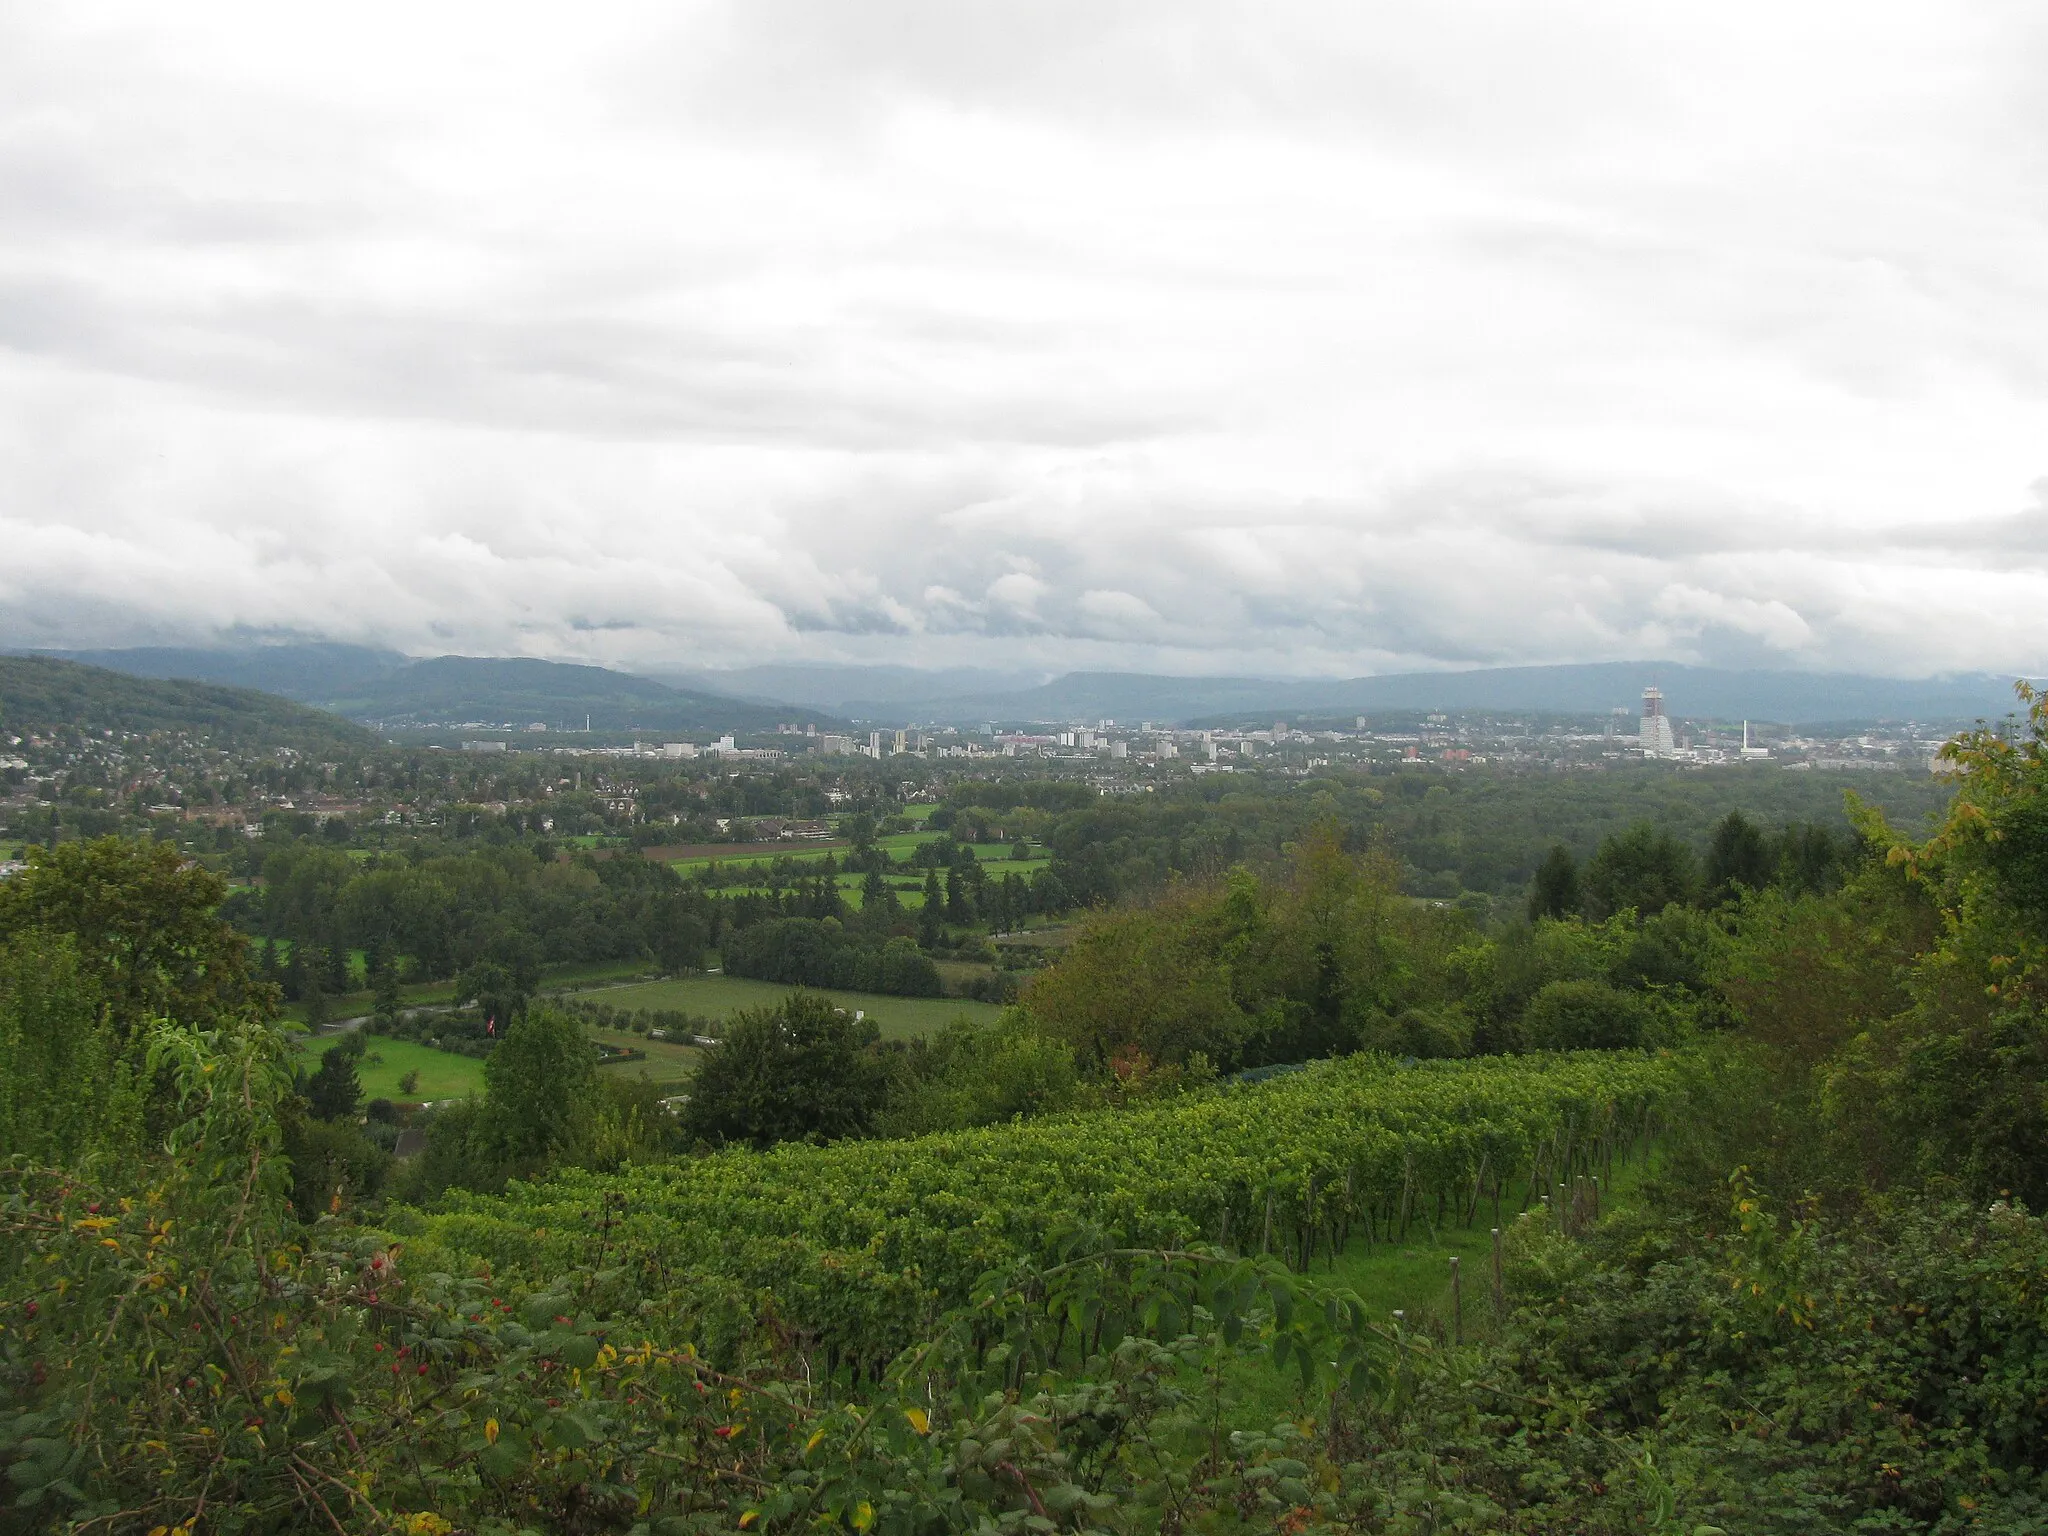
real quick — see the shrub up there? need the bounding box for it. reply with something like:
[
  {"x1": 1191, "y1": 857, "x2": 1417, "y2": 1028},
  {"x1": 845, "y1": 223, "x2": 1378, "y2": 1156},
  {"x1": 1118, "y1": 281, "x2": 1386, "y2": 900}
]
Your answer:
[
  {"x1": 1387, "y1": 1002, "x2": 1475, "y2": 1058},
  {"x1": 1523, "y1": 979, "x2": 1652, "y2": 1050},
  {"x1": 681, "y1": 992, "x2": 890, "y2": 1148}
]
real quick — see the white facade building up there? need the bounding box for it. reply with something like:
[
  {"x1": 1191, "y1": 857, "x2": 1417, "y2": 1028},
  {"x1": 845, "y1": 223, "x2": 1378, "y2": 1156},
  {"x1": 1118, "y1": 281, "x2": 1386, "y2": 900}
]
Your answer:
[{"x1": 1639, "y1": 687, "x2": 1677, "y2": 758}]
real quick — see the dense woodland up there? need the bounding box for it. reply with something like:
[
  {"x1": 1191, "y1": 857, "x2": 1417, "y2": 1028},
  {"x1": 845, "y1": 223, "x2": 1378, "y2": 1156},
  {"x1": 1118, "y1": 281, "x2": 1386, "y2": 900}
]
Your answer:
[{"x1": 5, "y1": 688, "x2": 2047, "y2": 1533}]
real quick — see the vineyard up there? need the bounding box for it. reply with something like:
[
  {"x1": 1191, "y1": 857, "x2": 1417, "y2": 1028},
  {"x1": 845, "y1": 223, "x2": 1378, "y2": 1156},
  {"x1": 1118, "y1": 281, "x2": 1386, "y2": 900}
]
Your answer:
[{"x1": 398, "y1": 1049, "x2": 1675, "y2": 1371}]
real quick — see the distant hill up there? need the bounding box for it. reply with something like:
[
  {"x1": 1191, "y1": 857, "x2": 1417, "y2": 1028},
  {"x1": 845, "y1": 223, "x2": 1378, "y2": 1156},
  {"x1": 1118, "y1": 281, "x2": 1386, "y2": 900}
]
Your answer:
[
  {"x1": 31, "y1": 644, "x2": 833, "y2": 734},
  {"x1": 49, "y1": 642, "x2": 408, "y2": 702},
  {"x1": 33, "y1": 643, "x2": 2032, "y2": 732},
  {"x1": 0, "y1": 655, "x2": 376, "y2": 753},
  {"x1": 1217, "y1": 663, "x2": 2033, "y2": 727},
  {"x1": 324, "y1": 656, "x2": 818, "y2": 733},
  {"x1": 663, "y1": 662, "x2": 1044, "y2": 712},
  {"x1": 806, "y1": 662, "x2": 2033, "y2": 727}
]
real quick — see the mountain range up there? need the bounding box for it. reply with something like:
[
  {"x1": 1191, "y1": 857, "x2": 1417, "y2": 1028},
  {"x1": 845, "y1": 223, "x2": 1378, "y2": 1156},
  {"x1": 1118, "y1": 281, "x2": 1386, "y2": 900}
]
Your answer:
[
  {"x1": 687, "y1": 661, "x2": 2030, "y2": 727},
  {"x1": 16, "y1": 644, "x2": 2037, "y2": 731},
  {"x1": 38, "y1": 647, "x2": 818, "y2": 734}
]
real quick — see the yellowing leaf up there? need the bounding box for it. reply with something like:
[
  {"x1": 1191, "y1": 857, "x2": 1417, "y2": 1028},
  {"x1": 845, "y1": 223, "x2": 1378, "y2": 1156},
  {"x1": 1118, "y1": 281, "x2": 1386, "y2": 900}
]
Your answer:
[
  {"x1": 904, "y1": 1407, "x2": 930, "y2": 1435},
  {"x1": 852, "y1": 1500, "x2": 876, "y2": 1532},
  {"x1": 484, "y1": 1417, "x2": 499, "y2": 1444}
]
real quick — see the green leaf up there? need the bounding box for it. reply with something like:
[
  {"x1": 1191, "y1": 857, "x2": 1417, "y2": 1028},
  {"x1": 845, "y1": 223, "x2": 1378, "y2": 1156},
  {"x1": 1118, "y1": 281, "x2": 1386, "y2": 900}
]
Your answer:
[
  {"x1": 522, "y1": 1293, "x2": 571, "y2": 1330},
  {"x1": 1271, "y1": 1283, "x2": 1295, "y2": 1331},
  {"x1": 540, "y1": 1411, "x2": 589, "y2": 1451},
  {"x1": 479, "y1": 1438, "x2": 529, "y2": 1479}
]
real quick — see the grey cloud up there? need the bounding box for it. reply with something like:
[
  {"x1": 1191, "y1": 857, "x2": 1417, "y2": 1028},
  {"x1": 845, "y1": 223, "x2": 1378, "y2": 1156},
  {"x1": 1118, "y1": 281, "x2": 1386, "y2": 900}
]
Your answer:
[
  {"x1": 0, "y1": 4, "x2": 2045, "y2": 680},
  {"x1": 618, "y1": 0, "x2": 1688, "y2": 164},
  {"x1": 0, "y1": 276, "x2": 1184, "y2": 450},
  {"x1": 1866, "y1": 482, "x2": 2048, "y2": 566}
]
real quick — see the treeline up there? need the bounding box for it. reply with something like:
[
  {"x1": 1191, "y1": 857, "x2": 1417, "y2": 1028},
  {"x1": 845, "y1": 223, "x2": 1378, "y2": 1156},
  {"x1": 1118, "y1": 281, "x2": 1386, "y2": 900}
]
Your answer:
[
  {"x1": 1021, "y1": 820, "x2": 1745, "y2": 1079},
  {"x1": 227, "y1": 841, "x2": 713, "y2": 984},
  {"x1": 1524, "y1": 806, "x2": 1857, "y2": 919},
  {"x1": 721, "y1": 920, "x2": 942, "y2": 996},
  {"x1": 229, "y1": 825, "x2": 1069, "y2": 1006},
  {"x1": 216, "y1": 763, "x2": 1947, "y2": 1013},
  {"x1": 954, "y1": 763, "x2": 1950, "y2": 910}
]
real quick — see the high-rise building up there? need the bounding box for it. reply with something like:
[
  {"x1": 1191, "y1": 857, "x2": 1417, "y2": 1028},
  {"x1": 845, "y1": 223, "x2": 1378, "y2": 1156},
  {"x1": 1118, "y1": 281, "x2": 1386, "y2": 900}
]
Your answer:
[{"x1": 1639, "y1": 687, "x2": 1676, "y2": 758}]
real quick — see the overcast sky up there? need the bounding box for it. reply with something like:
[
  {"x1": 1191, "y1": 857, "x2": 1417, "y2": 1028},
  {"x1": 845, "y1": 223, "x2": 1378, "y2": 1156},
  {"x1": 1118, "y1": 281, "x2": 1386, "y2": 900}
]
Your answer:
[{"x1": 2, "y1": 2, "x2": 2045, "y2": 679}]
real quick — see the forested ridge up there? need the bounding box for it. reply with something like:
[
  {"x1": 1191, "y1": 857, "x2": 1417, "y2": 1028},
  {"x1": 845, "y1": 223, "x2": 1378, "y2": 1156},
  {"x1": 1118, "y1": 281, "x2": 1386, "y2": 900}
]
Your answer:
[
  {"x1": 5, "y1": 688, "x2": 2048, "y2": 1532},
  {"x1": 0, "y1": 654, "x2": 375, "y2": 754}
]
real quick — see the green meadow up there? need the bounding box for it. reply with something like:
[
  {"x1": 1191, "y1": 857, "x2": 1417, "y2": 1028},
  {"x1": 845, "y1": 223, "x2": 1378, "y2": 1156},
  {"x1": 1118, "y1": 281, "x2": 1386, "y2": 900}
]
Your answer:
[{"x1": 576, "y1": 973, "x2": 1005, "y2": 1039}]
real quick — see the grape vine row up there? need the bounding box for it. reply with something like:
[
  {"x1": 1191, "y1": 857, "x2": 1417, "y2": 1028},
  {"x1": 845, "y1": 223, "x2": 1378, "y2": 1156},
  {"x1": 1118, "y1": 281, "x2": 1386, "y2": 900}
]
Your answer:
[{"x1": 397, "y1": 1050, "x2": 1675, "y2": 1371}]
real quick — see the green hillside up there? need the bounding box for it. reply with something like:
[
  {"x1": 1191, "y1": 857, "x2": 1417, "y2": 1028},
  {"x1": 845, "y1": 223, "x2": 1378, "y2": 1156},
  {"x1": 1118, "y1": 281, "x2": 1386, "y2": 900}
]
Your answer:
[{"x1": 0, "y1": 654, "x2": 374, "y2": 752}]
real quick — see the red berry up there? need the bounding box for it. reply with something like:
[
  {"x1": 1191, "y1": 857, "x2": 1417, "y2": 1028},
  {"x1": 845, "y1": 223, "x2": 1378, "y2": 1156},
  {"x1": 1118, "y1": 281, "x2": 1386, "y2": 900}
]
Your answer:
[
  {"x1": 417, "y1": 1364, "x2": 428, "y2": 1376},
  {"x1": 22, "y1": 1301, "x2": 36, "y2": 1319}
]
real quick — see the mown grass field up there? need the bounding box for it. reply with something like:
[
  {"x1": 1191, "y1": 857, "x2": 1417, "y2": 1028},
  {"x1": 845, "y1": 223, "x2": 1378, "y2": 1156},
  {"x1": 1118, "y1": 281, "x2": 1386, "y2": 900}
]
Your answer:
[
  {"x1": 581, "y1": 974, "x2": 1005, "y2": 1038},
  {"x1": 583, "y1": 1025, "x2": 701, "y2": 1089},
  {"x1": 305, "y1": 1034, "x2": 486, "y2": 1101},
  {"x1": 654, "y1": 843, "x2": 846, "y2": 871},
  {"x1": 276, "y1": 956, "x2": 652, "y2": 1027},
  {"x1": 705, "y1": 854, "x2": 1049, "y2": 908}
]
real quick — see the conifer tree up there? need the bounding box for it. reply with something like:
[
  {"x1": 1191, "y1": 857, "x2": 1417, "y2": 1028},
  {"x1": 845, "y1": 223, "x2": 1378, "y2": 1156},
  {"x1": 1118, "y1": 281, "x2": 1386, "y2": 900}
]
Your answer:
[
  {"x1": 918, "y1": 869, "x2": 945, "y2": 950},
  {"x1": 1528, "y1": 843, "x2": 1581, "y2": 921}
]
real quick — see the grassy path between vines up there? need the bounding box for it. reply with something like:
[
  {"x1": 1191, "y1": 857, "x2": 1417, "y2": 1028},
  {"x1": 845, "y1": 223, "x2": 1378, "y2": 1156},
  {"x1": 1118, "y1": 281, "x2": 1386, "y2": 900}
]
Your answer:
[{"x1": 1210, "y1": 1148, "x2": 1660, "y2": 1421}]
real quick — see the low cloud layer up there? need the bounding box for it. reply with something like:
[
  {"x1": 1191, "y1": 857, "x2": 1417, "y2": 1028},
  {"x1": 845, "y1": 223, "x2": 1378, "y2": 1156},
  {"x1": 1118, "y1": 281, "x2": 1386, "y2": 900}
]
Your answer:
[{"x1": 2, "y1": 2, "x2": 2046, "y2": 678}]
